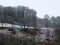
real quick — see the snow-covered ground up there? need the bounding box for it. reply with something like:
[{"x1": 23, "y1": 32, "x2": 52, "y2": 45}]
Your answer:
[
  {"x1": 0, "y1": 23, "x2": 35, "y2": 29},
  {"x1": 35, "y1": 28, "x2": 55, "y2": 42},
  {"x1": 0, "y1": 23, "x2": 55, "y2": 42}
]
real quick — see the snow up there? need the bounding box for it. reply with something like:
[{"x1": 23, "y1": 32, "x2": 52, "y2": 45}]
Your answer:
[{"x1": 0, "y1": 23, "x2": 35, "y2": 29}]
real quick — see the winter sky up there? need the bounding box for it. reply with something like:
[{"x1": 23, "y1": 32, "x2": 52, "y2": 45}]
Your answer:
[{"x1": 0, "y1": 0, "x2": 60, "y2": 18}]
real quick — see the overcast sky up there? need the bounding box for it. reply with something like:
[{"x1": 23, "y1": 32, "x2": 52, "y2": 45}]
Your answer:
[{"x1": 0, "y1": 0, "x2": 60, "y2": 18}]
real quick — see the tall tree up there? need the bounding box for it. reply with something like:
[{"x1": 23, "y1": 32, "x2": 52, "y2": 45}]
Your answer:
[{"x1": 44, "y1": 15, "x2": 50, "y2": 27}]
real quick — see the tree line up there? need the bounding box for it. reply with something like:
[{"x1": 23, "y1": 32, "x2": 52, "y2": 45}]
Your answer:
[
  {"x1": 37, "y1": 15, "x2": 60, "y2": 28},
  {"x1": 0, "y1": 5, "x2": 37, "y2": 27}
]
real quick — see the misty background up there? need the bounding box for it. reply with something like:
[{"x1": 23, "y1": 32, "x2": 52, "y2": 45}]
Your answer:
[{"x1": 0, "y1": 0, "x2": 60, "y2": 18}]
